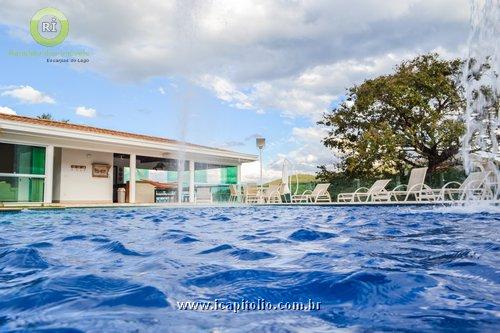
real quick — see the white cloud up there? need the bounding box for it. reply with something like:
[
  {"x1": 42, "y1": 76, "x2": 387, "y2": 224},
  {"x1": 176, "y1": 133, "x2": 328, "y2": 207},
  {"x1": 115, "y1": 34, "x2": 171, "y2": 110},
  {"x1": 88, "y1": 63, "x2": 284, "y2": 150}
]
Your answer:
[
  {"x1": 197, "y1": 52, "x2": 450, "y2": 120},
  {"x1": 158, "y1": 86, "x2": 166, "y2": 95},
  {"x1": 291, "y1": 127, "x2": 327, "y2": 143},
  {"x1": 0, "y1": 1, "x2": 470, "y2": 173},
  {"x1": 0, "y1": 1, "x2": 469, "y2": 119},
  {"x1": 0, "y1": 106, "x2": 16, "y2": 115},
  {"x1": 197, "y1": 74, "x2": 256, "y2": 111},
  {"x1": 265, "y1": 126, "x2": 339, "y2": 178},
  {"x1": 75, "y1": 106, "x2": 97, "y2": 118},
  {"x1": 241, "y1": 160, "x2": 282, "y2": 183},
  {"x1": 1, "y1": 86, "x2": 55, "y2": 104}
]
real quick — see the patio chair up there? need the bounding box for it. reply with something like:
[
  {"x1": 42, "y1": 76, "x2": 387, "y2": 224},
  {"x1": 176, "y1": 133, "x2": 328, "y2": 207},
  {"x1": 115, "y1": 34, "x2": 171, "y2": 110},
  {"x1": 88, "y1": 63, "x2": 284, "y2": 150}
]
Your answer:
[
  {"x1": 244, "y1": 184, "x2": 260, "y2": 203},
  {"x1": 292, "y1": 183, "x2": 331, "y2": 203},
  {"x1": 266, "y1": 184, "x2": 282, "y2": 203},
  {"x1": 440, "y1": 171, "x2": 493, "y2": 201},
  {"x1": 195, "y1": 187, "x2": 213, "y2": 204},
  {"x1": 338, "y1": 179, "x2": 391, "y2": 202},
  {"x1": 229, "y1": 184, "x2": 240, "y2": 202},
  {"x1": 475, "y1": 159, "x2": 499, "y2": 200},
  {"x1": 390, "y1": 167, "x2": 437, "y2": 201}
]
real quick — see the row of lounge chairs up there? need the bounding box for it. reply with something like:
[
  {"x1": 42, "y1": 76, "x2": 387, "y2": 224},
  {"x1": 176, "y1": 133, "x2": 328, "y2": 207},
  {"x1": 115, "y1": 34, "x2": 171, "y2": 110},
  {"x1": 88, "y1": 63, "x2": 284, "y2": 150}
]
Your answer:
[
  {"x1": 238, "y1": 167, "x2": 494, "y2": 203},
  {"x1": 195, "y1": 167, "x2": 494, "y2": 204},
  {"x1": 239, "y1": 183, "x2": 332, "y2": 203},
  {"x1": 337, "y1": 167, "x2": 495, "y2": 202}
]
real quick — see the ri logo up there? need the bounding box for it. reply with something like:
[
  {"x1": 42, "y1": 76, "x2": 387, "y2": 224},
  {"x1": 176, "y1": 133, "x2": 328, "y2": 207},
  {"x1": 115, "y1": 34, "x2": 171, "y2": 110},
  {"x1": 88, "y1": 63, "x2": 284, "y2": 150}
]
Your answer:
[
  {"x1": 30, "y1": 8, "x2": 69, "y2": 47},
  {"x1": 42, "y1": 17, "x2": 58, "y2": 33}
]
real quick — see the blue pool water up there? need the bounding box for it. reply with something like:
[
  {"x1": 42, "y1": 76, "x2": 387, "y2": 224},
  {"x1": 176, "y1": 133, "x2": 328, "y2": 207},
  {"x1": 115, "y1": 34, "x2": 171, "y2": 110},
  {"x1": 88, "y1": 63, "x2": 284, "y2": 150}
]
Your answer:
[{"x1": 0, "y1": 206, "x2": 499, "y2": 332}]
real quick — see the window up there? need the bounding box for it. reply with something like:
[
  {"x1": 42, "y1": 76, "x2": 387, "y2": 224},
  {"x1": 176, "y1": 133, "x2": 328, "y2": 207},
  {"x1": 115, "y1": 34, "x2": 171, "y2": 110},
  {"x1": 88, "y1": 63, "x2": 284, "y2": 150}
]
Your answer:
[
  {"x1": 194, "y1": 163, "x2": 237, "y2": 185},
  {"x1": 0, "y1": 143, "x2": 46, "y2": 202}
]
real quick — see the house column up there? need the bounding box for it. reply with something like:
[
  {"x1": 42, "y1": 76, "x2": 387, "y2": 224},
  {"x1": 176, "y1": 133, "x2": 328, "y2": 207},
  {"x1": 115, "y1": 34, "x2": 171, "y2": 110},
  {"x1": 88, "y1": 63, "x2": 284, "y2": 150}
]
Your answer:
[
  {"x1": 189, "y1": 160, "x2": 195, "y2": 203},
  {"x1": 43, "y1": 145, "x2": 54, "y2": 204},
  {"x1": 237, "y1": 164, "x2": 242, "y2": 184},
  {"x1": 236, "y1": 164, "x2": 242, "y2": 202},
  {"x1": 129, "y1": 153, "x2": 136, "y2": 203},
  {"x1": 177, "y1": 160, "x2": 184, "y2": 203}
]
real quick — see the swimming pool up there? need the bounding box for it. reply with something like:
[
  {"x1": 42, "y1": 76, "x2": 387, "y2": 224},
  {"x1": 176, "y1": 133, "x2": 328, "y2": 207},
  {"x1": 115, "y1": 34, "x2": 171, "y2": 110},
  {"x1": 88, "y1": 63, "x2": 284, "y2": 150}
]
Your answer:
[{"x1": 0, "y1": 206, "x2": 498, "y2": 332}]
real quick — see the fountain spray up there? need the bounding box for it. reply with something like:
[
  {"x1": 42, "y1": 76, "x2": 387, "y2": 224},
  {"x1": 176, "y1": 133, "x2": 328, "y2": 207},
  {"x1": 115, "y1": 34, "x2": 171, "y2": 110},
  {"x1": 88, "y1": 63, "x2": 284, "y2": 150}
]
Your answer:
[{"x1": 461, "y1": 0, "x2": 499, "y2": 200}]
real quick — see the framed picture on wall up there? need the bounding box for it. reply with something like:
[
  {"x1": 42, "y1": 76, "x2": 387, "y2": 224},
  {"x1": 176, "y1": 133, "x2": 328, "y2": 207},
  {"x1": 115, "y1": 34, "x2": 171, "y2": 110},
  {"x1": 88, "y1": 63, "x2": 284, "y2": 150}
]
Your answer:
[{"x1": 92, "y1": 163, "x2": 111, "y2": 178}]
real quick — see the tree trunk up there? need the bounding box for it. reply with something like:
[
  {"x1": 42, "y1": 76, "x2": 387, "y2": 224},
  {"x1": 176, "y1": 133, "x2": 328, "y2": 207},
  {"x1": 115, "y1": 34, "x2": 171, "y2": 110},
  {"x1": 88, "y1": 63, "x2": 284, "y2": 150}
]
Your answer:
[{"x1": 427, "y1": 147, "x2": 439, "y2": 174}]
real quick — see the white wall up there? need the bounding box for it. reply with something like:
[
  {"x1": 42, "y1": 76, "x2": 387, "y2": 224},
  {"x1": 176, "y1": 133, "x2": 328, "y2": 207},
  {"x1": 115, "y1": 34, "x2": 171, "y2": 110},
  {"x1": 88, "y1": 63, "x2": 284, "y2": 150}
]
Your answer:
[
  {"x1": 55, "y1": 148, "x2": 113, "y2": 203},
  {"x1": 52, "y1": 147, "x2": 62, "y2": 201}
]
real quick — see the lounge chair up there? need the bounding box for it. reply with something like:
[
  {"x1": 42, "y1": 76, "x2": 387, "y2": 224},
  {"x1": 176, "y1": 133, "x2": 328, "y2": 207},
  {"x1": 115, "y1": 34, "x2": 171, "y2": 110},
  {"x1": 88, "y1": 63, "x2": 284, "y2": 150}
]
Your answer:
[
  {"x1": 292, "y1": 183, "x2": 331, "y2": 203},
  {"x1": 244, "y1": 184, "x2": 260, "y2": 203},
  {"x1": 440, "y1": 171, "x2": 493, "y2": 201},
  {"x1": 265, "y1": 184, "x2": 282, "y2": 203},
  {"x1": 195, "y1": 187, "x2": 212, "y2": 204},
  {"x1": 390, "y1": 167, "x2": 436, "y2": 201},
  {"x1": 229, "y1": 184, "x2": 240, "y2": 202},
  {"x1": 338, "y1": 179, "x2": 391, "y2": 202}
]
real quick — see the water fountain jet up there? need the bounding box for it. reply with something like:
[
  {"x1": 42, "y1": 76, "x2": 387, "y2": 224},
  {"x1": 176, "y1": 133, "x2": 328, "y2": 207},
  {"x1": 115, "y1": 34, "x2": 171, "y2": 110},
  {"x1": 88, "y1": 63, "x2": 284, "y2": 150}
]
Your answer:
[{"x1": 461, "y1": 0, "x2": 499, "y2": 202}]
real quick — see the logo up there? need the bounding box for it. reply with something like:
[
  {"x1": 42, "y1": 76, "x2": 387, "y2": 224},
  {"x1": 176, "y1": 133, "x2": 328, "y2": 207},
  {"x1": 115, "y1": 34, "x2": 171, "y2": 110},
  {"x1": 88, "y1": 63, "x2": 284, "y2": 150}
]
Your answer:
[{"x1": 30, "y1": 8, "x2": 69, "y2": 47}]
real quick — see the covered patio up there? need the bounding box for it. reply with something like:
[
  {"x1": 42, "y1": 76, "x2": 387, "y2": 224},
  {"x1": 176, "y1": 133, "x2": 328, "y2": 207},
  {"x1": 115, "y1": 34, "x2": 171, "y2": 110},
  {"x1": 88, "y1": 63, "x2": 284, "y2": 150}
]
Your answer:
[{"x1": 0, "y1": 114, "x2": 256, "y2": 206}]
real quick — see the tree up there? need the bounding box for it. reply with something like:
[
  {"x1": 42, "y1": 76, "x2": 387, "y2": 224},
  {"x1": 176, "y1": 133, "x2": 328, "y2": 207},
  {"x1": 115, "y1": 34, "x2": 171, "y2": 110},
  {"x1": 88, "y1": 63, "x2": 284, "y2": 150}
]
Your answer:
[
  {"x1": 318, "y1": 53, "x2": 466, "y2": 177},
  {"x1": 37, "y1": 113, "x2": 69, "y2": 123},
  {"x1": 37, "y1": 113, "x2": 54, "y2": 120}
]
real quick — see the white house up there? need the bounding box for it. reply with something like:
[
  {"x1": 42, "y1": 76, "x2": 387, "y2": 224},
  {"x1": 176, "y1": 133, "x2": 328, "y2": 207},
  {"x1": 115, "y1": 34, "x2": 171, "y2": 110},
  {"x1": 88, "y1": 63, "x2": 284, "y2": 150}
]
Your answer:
[{"x1": 0, "y1": 114, "x2": 257, "y2": 205}]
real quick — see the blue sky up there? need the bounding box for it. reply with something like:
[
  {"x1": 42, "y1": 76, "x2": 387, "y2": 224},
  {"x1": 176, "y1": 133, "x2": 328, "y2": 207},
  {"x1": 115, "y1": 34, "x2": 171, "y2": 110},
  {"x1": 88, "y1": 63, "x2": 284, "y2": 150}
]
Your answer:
[{"x1": 0, "y1": 1, "x2": 469, "y2": 181}]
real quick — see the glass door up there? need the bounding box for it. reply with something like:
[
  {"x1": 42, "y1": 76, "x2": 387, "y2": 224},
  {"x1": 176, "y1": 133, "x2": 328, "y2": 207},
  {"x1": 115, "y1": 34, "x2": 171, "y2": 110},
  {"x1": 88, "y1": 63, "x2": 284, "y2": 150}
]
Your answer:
[{"x1": 0, "y1": 143, "x2": 46, "y2": 202}]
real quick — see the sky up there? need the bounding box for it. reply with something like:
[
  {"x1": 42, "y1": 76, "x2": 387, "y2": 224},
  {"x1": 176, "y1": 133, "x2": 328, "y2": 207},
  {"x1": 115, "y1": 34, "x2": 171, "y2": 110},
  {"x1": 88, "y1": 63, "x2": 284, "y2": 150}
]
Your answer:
[{"x1": 0, "y1": 0, "x2": 471, "y2": 182}]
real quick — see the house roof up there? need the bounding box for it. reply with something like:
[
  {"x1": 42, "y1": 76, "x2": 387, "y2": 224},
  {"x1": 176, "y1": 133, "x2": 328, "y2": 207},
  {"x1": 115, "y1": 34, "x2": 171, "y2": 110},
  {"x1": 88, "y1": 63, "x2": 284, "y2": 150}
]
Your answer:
[{"x1": 0, "y1": 113, "x2": 256, "y2": 161}]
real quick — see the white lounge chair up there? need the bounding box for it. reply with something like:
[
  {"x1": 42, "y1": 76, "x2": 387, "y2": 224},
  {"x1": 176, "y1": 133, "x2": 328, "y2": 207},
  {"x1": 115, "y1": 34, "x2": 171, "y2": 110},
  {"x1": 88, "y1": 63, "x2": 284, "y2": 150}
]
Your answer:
[
  {"x1": 195, "y1": 187, "x2": 212, "y2": 204},
  {"x1": 265, "y1": 184, "x2": 282, "y2": 203},
  {"x1": 338, "y1": 179, "x2": 391, "y2": 202},
  {"x1": 244, "y1": 184, "x2": 260, "y2": 203},
  {"x1": 390, "y1": 167, "x2": 436, "y2": 201},
  {"x1": 440, "y1": 171, "x2": 493, "y2": 201},
  {"x1": 292, "y1": 183, "x2": 331, "y2": 203},
  {"x1": 229, "y1": 184, "x2": 240, "y2": 202}
]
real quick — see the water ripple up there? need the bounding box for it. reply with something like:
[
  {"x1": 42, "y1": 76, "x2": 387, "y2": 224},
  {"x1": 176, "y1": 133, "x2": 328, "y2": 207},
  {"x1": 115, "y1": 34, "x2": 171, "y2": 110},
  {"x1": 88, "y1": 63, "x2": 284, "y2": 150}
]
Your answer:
[
  {"x1": 0, "y1": 205, "x2": 498, "y2": 331},
  {"x1": 98, "y1": 241, "x2": 148, "y2": 256},
  {"x1": 0, "y1": 274, "x2": 168, "y2": 312},
  {"x1": 0, "y1": 247, "x2": 50, "y2": 270},
  {"x1": 288, "y1": 228, "x2": 337, "y2": 241}
]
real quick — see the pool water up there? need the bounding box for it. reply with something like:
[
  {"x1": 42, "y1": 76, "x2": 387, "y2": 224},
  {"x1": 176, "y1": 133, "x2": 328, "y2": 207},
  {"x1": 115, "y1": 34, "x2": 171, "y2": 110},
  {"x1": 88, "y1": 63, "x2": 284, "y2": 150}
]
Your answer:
[{"x1": 0, "y1": 206, "x2": 499, "y2": 332}]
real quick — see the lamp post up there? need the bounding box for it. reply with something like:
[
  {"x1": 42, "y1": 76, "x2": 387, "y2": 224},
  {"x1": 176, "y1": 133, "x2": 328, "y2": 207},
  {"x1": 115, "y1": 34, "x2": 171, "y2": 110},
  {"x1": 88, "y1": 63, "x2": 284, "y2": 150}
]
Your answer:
[{"x1": 256, "y1": 137, "x2": 266, "y2": 198}]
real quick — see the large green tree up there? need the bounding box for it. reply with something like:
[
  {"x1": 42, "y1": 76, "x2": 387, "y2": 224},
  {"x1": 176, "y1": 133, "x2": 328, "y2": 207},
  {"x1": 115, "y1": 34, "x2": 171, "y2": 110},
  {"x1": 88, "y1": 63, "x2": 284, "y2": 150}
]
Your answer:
[{"x1": 318, "y1": 53, "x2": 466, "y2": 177}]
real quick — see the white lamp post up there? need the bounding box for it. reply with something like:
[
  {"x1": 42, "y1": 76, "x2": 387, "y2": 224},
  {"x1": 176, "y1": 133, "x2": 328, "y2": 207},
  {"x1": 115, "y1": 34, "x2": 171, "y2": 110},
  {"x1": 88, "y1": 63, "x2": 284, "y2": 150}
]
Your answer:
[{"x1": 256, "y1": 137, "x2": 266, "y2": 197}]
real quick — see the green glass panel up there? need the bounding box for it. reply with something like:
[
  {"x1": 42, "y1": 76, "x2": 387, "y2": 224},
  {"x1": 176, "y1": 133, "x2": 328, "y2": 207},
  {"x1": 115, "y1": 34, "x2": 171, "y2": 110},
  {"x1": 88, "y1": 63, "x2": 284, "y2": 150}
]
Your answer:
[
  {"x1": 226, "y1": 166, "x2": 237, "y2": 184},
  {"x1": 31, "y1": 147, "x2": 46, "y2": 175},
  {"x1": 0, "y1": 177, "x2": 44, "y2": 202},
  {"x1": 124, "y1": 168, "x2": 176, "y2": 183},
  {"x1": 15, "y1": 146, "x2": 30, "y2": 174},
  {"x1": 167, "y1": 171, "x2": 178, "y2": 182},
  {"x1": 0, "y1": 177, "x2": 18, "y2": 201},
  {"x1": 13, "y1": 145, "x2": 45, "y2": 175},
  {"x1": 29, "y1": 178, "x2": 44, "y2": 202},
  {"x1": 220, "y1": 167, "x2": 227, "y2": 184},
  {"x1": 195, "y1": 169, "x2": 207, "y2": 183},
  {"x1": 136, "y1": 169, "x2": 149, "y2": 181},
  {"x1": 219, "y1": 166, "x2": 237, "y2": 184},
  {"x1": 209, "y1": 185, "x2": 230, "y2": 201},
  {"x1": 124, "y1": 167, "x2": 130, "y2": 182}
]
